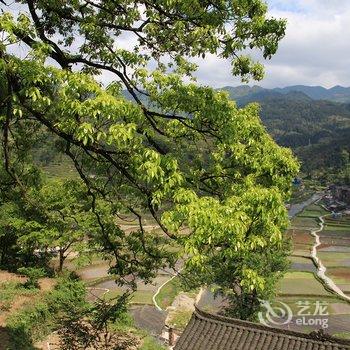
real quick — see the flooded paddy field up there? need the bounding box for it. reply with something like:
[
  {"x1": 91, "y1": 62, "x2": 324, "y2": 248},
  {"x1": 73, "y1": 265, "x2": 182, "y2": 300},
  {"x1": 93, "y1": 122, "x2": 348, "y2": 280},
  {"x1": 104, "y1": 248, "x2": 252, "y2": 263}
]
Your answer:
[
  {"x1": 289, "y1": 256, "x2": 317, "y2": 273},
  {"x1": 279, "y1": 199, "x2": 350, "y2": 338}
]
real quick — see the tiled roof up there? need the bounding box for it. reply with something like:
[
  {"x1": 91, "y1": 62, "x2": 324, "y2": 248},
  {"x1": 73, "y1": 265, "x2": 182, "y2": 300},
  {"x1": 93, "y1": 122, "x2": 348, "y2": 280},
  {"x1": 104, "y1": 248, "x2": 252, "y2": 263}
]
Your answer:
[{"x1": 174, "y1": 307, "x2": 350, "y2": 350}]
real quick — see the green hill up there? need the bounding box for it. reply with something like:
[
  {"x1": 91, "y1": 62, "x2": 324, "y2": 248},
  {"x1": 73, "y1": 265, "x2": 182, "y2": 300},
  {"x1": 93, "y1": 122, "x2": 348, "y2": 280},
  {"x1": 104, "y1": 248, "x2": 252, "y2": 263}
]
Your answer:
[{"x1": 222, "y1": 87, "x2": 350, "y2": 177}]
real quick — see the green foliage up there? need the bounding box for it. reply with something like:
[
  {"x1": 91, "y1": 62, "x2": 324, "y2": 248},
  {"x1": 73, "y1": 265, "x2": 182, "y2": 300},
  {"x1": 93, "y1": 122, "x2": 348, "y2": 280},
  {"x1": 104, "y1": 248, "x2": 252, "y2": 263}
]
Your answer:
[
  {"x1": 46, "y1": 275, "x2": 88, "y2": 313},
  {"x1": 340, "y1": 149, "x2": 350, "y2": 185},
  {"x1": 0, "y1": 281, "x2": 39, "y2": 312},
  {"x1": 0, "y1": 176, "x2": 94, "y2": 272},
  {"x1": 56, "y1": 290, "x2": 138, "y2": 349},
  {"x1": 226, "y1": 87, "x2": 350, "y2": 179},
  {"x1": 6, "y1": 274, "x2": 133, "y2": 350},
  {"x1": 7, "y1": 300, "x2": 52, "y2": 349},
  {"x1": 0, "y1": 0, "x2": 298, "y2": 321},
  {"x1": 154, "y1": 277, "x2": 189, "y2": 310},
  {"x1": 6, "y1": 275, "x2": 88, "y2": 349},
  {"x1": 18, "y1": 267, "x2": 46, "y2": 289}
]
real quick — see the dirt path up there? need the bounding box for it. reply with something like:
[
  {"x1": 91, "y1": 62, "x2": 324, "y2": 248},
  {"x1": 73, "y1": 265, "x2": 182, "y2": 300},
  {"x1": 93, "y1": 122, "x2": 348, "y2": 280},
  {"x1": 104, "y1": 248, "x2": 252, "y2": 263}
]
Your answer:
[
  {"x1": 152, "y1": 273, "x2": 179, "y2": 311},
  {"x1": 310, "y1": 214, "x2": 350, "y2": 302}
]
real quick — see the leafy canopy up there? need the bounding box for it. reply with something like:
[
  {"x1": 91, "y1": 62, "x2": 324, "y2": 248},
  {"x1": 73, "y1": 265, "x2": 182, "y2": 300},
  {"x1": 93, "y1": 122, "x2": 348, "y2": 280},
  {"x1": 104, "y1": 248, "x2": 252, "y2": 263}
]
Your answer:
[{"x1": 0, "y1": 0, "x2": 298, "y2": 318}]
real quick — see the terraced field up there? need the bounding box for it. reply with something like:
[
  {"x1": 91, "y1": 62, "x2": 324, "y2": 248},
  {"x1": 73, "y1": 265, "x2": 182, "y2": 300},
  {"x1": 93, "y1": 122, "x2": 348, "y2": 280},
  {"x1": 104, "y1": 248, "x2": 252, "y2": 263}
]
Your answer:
[
  {"x1": 289, "y1": 256, "x2": 317, "y2": 273},
  {"x1": 327, "y1": 268, "x2": 350, "y2": 297},
  {"x1": 278, "y1": 201, "x2": 350, "y2": 337},
  {"x1": 73, "y1": 200, "x2": 350, "y2": 338},
  {"x1": 278, "y1": 272, "x2": 331, "y2": 296}
]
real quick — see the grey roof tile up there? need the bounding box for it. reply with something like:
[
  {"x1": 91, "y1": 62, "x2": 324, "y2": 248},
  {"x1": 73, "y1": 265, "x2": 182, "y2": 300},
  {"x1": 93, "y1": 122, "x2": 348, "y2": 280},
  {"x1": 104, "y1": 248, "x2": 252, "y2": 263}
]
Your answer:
[{"x1": 174, "y1": 308, "x2": 350, "y2": 350}]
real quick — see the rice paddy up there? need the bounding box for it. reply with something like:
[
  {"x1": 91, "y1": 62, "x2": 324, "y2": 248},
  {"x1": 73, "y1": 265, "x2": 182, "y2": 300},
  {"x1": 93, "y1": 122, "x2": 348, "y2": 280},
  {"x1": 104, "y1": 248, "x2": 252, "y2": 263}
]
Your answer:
[{"x1": 276, "y1": 201, "x2": 350, "y2": 336}]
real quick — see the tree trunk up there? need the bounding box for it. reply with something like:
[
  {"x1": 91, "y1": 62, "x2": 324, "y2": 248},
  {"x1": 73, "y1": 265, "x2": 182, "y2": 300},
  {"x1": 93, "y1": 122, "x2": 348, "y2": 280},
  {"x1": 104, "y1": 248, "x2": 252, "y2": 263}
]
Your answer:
[{"x1": 58, "y1": 249, "x2": 65, "y2": 272}]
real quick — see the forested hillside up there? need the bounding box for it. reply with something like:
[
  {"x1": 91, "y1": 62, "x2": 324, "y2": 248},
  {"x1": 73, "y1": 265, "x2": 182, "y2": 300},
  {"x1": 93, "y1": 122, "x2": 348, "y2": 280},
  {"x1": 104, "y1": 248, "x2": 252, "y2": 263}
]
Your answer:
[
  {"x1": 223, "y1": 85, "x2": 350, "y2": 103},
  {"x1": 221, "y1": 87, "x2": 350, "y2": 179}
]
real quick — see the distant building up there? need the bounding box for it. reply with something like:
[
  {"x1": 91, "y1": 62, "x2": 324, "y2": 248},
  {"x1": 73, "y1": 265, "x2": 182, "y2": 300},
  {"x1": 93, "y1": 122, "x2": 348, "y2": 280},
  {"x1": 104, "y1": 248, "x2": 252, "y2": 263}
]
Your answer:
[
  {"x1": 331, "y1": 185, "x2": 350, "y2": 205},
  {"x1": 292, "y1": 177, "x2": 302, "y2": 186},
  {"x1": 332, "y1": 212, "x2": 342, "y2": 219},
  {"x1": 173, "y1": 307, "x2": 350, "y2": 350}
]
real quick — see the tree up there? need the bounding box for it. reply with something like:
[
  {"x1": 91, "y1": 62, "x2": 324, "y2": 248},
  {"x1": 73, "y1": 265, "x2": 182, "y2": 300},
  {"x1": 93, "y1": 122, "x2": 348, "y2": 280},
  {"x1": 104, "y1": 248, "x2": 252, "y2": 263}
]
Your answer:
[
  {"x1": 0, "y1": 0, "x2": 299, "y2": 319},
  {"x1": 0, "y1": 176, "x2": 92, "y2": 272},
  {"x1": 0, "y1": 161, "x2": 51, "y2": 270},
  {"x1": 57, "y1": 293, "x2": 138, "y2": 350},
  {"x1": 181, "y1": 229, "x2": 292, "y2": 320},
  {"x1": 340, "y1": 149, "x2": 350, "y2": 185},
  {"x1": 21, "y1": 179, "x2": 93, "y2": 272}
]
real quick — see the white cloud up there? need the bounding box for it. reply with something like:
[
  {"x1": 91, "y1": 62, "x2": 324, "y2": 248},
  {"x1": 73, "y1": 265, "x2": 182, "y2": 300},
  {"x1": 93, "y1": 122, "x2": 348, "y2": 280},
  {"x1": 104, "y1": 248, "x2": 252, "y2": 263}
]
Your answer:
[
  {"x1": 3, "y1": 0, "x2": 349, "y2": 89},
  {"x1": 195, "y1": 0, "x2": 350, "y2": 88}
]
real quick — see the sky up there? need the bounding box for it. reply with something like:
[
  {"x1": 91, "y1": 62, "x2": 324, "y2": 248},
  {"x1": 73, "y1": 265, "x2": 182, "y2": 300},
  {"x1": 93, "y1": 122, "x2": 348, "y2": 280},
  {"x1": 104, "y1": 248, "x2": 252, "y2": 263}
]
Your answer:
[
  {"x1": 3, "y1": 0, "x2": 350, "y2": 89},
  {"x1": 195, "y1": 0, "x2": 350, "y2": 88}
]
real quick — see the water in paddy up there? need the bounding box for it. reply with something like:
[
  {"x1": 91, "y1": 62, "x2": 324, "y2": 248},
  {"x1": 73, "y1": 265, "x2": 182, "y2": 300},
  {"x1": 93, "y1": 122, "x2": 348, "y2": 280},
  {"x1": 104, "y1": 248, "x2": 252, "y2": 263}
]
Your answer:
[
  {"x1": 318, "y1": 246, "x2": 350, "y2": 252},
  {"x1": 288, "y1": 193, "x2": 323, "y2": 218}
]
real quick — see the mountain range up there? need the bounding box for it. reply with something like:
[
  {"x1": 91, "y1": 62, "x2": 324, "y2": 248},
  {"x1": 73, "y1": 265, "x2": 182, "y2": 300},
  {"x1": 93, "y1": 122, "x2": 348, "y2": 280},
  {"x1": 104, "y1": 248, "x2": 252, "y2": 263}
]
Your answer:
[
  {"x1": 220, "y1": 85, "x2": 350, "y2": 104},
  {"x1": 219, "y1": 85, "x2": 350, "y2": 178}
]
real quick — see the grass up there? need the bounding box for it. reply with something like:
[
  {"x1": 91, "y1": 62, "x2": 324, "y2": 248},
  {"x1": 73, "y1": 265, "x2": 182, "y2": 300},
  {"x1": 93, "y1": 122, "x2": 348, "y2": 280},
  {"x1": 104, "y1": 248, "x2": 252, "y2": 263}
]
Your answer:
[
  {"x1": 325, "y1": 219, "x2": 350, "y2": 226},
  {"x1": 333, "y1": 332, "x2": 350, "y2": 340},
  {"x1": 112, "y1": 313, "x2": 166, "y2": 350},
  {"x1": 327, "y1": 268, "x2": 350, "y2": 285},
  {"x1": 289, "y1": 187, "x2": 316, "y2": 205},
  {"x1": 0, "y1": 281, "x2": 39, "y2": 313},
  {"x1": 318, "y1": 252, "x2": 350, "y2": 260},
  {"x1": 289, "y1": 256, "x2": 316, "y2": 273},
  {"x1": 105, "y1": 289, "x2": 154, "y2": 305},
  {"x1": 298, "y1": 210, "x2": 323, "y2": 218},
  {"x1": 325, "y1": 214, "x2": 350, "y2": 222},
  {"x1": 290, "y1": 205, "x2": 328, "y2": 229},
  {"x1": 284, "y1": 272, "x2": 315, "y2": 279},
  {"x1": 324, "y1": 226, "x2": 350, "y2": 233},
  {"x1": 277, "y1": 296, "x2": 346, "y2": 315},
  {"x1": 140, "y1": 336, "x2": 166, "y2": 350},
  {"x1": 167, "y1": 309, "x2": 193, "y2": 331},
  {"x1": 290, "y1": 216, "x2": 319, "y2": 229},
  {"x1": 42, "y1": 159, "x2": 78, "y2": 180},
  {"x1": 308, "y1": 204, "x2": 329, "y2": 212},
  {"x1": 320, "y1": 232, "x2": 350, "y2": 240},
  {"x1": 292, "y1": 248, "x2": 312, "y2": 256},
  {"x1": 317, "y1": 252, "x2": 350, "y2": 268},
  {"x1": 278, "y1": 272, "x2": 330, "y2": 296},
  {"x1": 154, "y1": 277, "x2": 184, "y2": 310},
  {"x1": 298, "y1": 205, "x2": 328, "y2": 218},
  {"x1": 289, "y1": 256, "x2": 313, "y2": 264},
  {"x1": 323, "y1": 216, "x2": 350, "y2": 233}
]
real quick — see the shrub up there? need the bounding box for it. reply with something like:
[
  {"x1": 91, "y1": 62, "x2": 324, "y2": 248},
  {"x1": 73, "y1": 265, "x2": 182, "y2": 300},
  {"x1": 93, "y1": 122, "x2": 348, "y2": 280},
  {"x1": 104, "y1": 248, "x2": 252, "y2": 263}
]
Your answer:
[
  {"x1": 17, "y1": 267, "x2": 46, "y2": 289},
  {"x1": 6, "y1": 275, "x2": 88, "y2": 349},
  {"x1": 6, "y1": 301, "x2": 52, "y2": 349}
]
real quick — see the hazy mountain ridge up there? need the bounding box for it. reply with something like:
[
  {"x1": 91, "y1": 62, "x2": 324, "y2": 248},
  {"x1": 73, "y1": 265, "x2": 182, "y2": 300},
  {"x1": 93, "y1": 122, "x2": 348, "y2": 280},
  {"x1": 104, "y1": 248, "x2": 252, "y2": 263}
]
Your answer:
[
  {"x1": 221, "y1": 85, "x2": 350, "y2": 103},
  {"x1": 220, "y1": 85, "x2": 350, "y2": 175}
]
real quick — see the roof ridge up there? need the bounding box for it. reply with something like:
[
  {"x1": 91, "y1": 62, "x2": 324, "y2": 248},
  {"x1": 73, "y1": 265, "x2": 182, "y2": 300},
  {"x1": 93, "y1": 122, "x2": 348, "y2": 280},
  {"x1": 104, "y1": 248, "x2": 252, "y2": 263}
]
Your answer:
[{"x1": 194, "y1": 306, "x2": 350, "y2": 347}]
